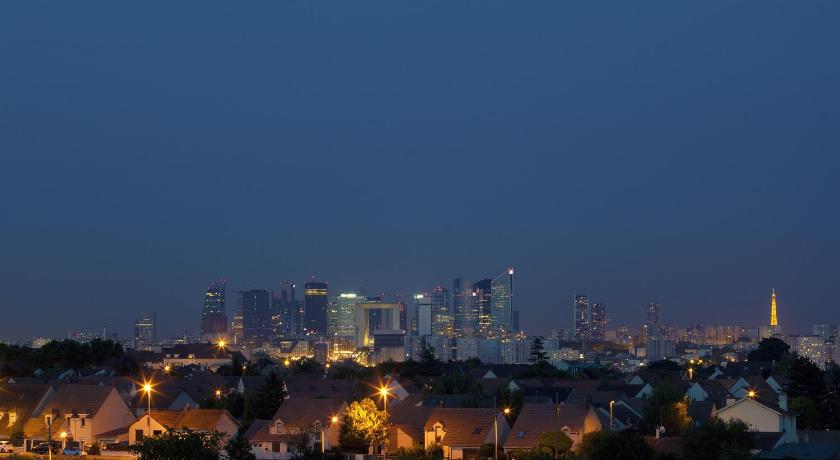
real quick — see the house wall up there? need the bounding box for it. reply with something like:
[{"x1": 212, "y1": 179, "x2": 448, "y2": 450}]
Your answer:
[
  {"x1": 215, "y1": 415, "x2": 240, "y2": 442},
  {"x1": 93, "y1": 389, "x2": 135, "y2": 442},
  {"x1": 716, "y1": 401, "x2": 780, "y2": 433},
  {"x1": 251, "y1": 441, "x2": 289, "y2": 459},
  {"x1": 128, "y1": 415, "x2": 169, "y2": 444}
]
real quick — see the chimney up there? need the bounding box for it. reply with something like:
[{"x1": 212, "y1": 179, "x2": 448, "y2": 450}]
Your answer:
[{"x1": 779, "y1": 392, "x2": 788, "y2": 411}]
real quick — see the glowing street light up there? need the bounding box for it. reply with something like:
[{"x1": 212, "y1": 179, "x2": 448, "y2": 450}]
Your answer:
[
  {"x1": 215, "y1": 389, "x2": 222, "y2": 399},
  {"x1": 377, "y1": 386, "x2": 391, "y2": 414},
  {"x1": 217, "y1": 339, "x2": 227, "y2": 350},
  {"x1": 143, "y1": 380, "x2": 154, "y2": 436},
  {"x1": 747, "y1": 390, "x2": 756, "y2": 399},
  {"x1": 503, "y1": 408, "x2": 511, "y2": 415},
  {"x1": 688, "y1": 368, "x2": 694, "y2": 380},
  {"x1": 609, "y1": 400, "x2": 615, "y2": 430}
]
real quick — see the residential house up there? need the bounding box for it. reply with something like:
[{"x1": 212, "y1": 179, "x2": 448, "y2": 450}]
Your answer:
[
  {"x1": 162, "y1": 343, "x2": 247, "y2": 370},
  {"x1": 424, "y1": 408, "x2": 510, "y2": 460},
  {"x1": 0, "y1": 384, "x2": 53, "y2": 440},
  {"x1": 22, "y1": 385, "x2": 135, "y2": 448},
  {"x1": 504, "y1": 403, "x2": 601, "y2": 453},
  {"x1": 388, "y1": 406, "x2": 433, "y2": 449},
  {"x1": 245, "y1": 399, "x2": 346, "y2": 459},
  {"x1": 128, "y1": 408, "x2": 239, "y2": 445},
  {"x1": 713, "y1": 396, "x2": 797, "y2": 444},
  {"x1": 284, "y1": 379, "x2": 357, "y2": 401}
]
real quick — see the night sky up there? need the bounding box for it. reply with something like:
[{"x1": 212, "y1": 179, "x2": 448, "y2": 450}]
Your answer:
[{"x1": 2, "y1": 2, "x2": 839, "y2": 341}]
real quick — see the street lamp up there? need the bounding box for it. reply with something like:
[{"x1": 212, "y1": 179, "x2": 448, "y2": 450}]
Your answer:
[
  {"x1": 60, "y1": 431, "x2": 67, "y2": 451},
  {"x1": 378, "y1": 386, "x2": 391, "y2": 414},
  {"x1": 609, "y1": 401, "x2": 615, "y2": 431},
  {"x1": 215, "y1": 389, "x2": 222, "y2": 399},
  {"x1": 495, "y1": 408, "x2": 510, "y2": 460},
  {"x1": 143, "y1": 381, "x2": 153, "y2": 436},
  {"x1": 688, "y1": 368, "x2": 694, "y2": 380},
  {"x1": 322, "y1": 415, "x2": 339, "y2": 456},
  {"x1": 747, "y1": 390, "x2": 756, "y2": 399}
]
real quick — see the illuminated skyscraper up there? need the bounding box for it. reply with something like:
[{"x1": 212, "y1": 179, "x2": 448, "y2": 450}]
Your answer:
[
  {"x1": 240, "y1": 289, "x2": 272, "y2": 346},
  {"x1": 590, "y1": 303, "x2": 606, "y2": 342},
  {"x1": 453, "y1": 278, "x2": 477, "y2": 336},
  {"x1": 490, "y1": 268, "x2": 514, "y2": 334},
  {"x1": 647, "y1": 302, "x2": 661, "y2": 331},
  {"x1": 473, "y1": 279, "x2": 493, "y2": 337},
  {"x1": 770, "y1": 289, "x2": 778, "y2": 327},
  {"x1": 431, "y1": 286, "x2": 454, "y2": 337},
  {"x1": 574, "y1": 295, "x2": 589, "y2": 340},
  {"x1": 329, "y1": 292, "x2": 361, "y2": 337},
  {"x1": 304, "y1": 278, "x2": 328, "y2": 334},
  {"x1": 133, "y1": 312, "x2": 156, "y2": 350},
  {"x1": 200, "y1": 279, "x2": 227, "y2": 337}
]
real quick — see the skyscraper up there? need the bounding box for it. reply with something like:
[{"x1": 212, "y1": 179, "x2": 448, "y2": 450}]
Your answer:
[
  {"x1": 431, "y1": 286, "x2": 454, "y2": 337},
  {"x1": 590, "y1": 303, "x2": 606, "y2": 342},
  {"x1": 473, "y1": 279, "x2": 493, "y2": 337},
  {"x1": 304, "y1": 278, "x2": 328, "y2": 334},
  {"x1": 133, "y1": 312, "x2": 156, "y2": 350},
  {"x1": 273, "y1": 281, "x2": 296, "y2": 338},
  {"x1": 453, "y1": 278, "x2": 477, "y2": 336},
  {"x1": 574, "y1": 295, "x2": 589, "y2": 341},
  {"x1": 413, "y1": 293, "x2": 433, "y2": 336},
  {"x1": 490, "y1": 268, "x2": 514, "y2": 334},
  {"x1": 329, "y1": 292, "x2": 360, "y2": 337},
  {"x1": 200, "y1": 279, "x2": 227, "y2": 337},
  {"x1": 239, "y1": 289, "x2": 272, "y2": 346},
  {"x1": 647, "y1": 302, "x2": 661, "y2": 331}
]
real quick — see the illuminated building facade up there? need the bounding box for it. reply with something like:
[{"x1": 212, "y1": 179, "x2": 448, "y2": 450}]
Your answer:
[
  {"x1": 453, "y1": 278, "x2": 477, "y2": 337},
  {"x1": 200, "y1": 279, "x2": 227, "y2": 337},
  {"x1": 474, "y1": 279, "x2": 493, "y2": 337},
  {"x1": 329, "y1": 292, "x2": 361, "y2": 337},
  {"x1": 304, "y1": 279, "x2": 328, "y2": 334},
  {"x1": 573, "y1": 295, "x2": 589, "y2": 341},
  {"x1": 431, "y1": 286, "x2": 454, "y2": 337},
  {"x1": 589, "y1": 303, "x2": 606, "y2": 342},
  {"x1": 490, "y1": 268, "x2": 514, "y2": 334},
  {"x1": 240, "y1": 289, "x2": 272, "y2": 346},
  {"x1": 133, "y1": 312, "x2": 156, "y2": 350},
  {"x1": 647, "y1": 302, "x2": 661, "y2": 331}
]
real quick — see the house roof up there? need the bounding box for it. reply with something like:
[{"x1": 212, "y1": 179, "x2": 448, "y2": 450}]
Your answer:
[
  {"x1": 749, "y1": 431, "x2": 786, "y2": 451},
  {"x1": 34, "y1": 385, "x2": 114, "y2": 418},
  {"x1": 138, "y1": 408, "x2": 237, "y2": 432},
  {"x1": 272, "y1": 399, "x2": 346, "y2": 429},
  {"x1": 755, "y1": 443, "x2": 840, "y2": 460},
  {"x1": 687, "y1": 400, "x2": 716, "y2": 425},
  {"x1": 284, "y1": 379, "x2": 357, "y2": 400},
  {"x1": 505, "y1": 403, "x2": 596, "y2": 449},
  {"x1": 389, "y1": 405, "x2": 434, "y2": 442},
  {"x1": 424, "y1": 408, "x2": 499, "y2": 447},
  {"x1": 162, "y1": 343, "x2": 245, "y2": 361},
  {"x1": 0, "y1": 384, "x2": 52, "y2": 438},
  {"x1": 243, "y1": 419, "x2": 296, "y2": 444},
  {"x1": 714, "y1": 396, "x2": 791, "y2": 418}
]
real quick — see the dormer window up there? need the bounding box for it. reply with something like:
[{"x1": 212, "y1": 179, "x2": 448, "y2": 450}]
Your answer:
[
  {"x1": 472, "y1": 427, "x2": 481, "y2": 435},
  {"x1": 8, "y1": 412, "x2": 16, "y2": 427}
]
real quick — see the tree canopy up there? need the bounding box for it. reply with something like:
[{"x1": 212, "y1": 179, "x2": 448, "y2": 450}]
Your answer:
[
  {"x1": 680, "y1": 418, "x2": 751, "y2": 460},
  {"x1": 339, "y1": 398, "x2": 390, "y2": 453},
  {"x1": 129, "y1": 429, "x2": 224, "y2": 460},
  {"x1": 576, "y1": 431, "x2": 656, "y2": 460}
]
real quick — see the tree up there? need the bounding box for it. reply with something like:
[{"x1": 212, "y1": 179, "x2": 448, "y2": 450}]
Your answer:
[
  {"x1": 680, "y1": 418, "x2": 751, "y2": 460},
  {"x1": 224, "y1": 435, "x2": 256, "y2": 460},
  {"x1": 748, "y1": 338, "x2": 790, "y2": 362},
  {"x1": 129, "y1": 429, "x2": 224, "y2": 460},
  {"x1": 642, "y1": 381, "x2": 691, "y2": 436},
  {"x1": 339, "y1": 398, "x2": 390, "y2": 453},
  {"x1": 244, "y1": 372, "x2": 287, "y2": 424},
  {"x1": 536, "y1": 431, "x2": 573, "y2": 458},
  {"x1": 577, "y1": 431, "x2": 655, "y2": 460},
  {"x1": 529, "y1": 338, "x2": 549, "y2": 367}
]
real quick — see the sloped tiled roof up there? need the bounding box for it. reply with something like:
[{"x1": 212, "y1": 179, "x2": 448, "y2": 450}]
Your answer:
[
  {"x1": 243, "y1": 419, "x2": 296, "y2": 443},
  {"x1": 285, "y1": 379, "x2": 357, "y2": 400},
  {"x1": 424, "y1": 408, "x2": 499, "y2": 447},
  {"x1": 140, "y1": 408, "x2": 237, "y2": 431},
  {"x1": 272, "y1": 399, "x2": 346, "y2": 429},
  {"x1": 34, "y1": 385, "x2": 114, "y2": 418},
  {"x1": 505, "y1": 403, "x2": 595, "y2": 449},
  {"x1": 0, "y1": 384, "x2": 52, "y2": 437}
]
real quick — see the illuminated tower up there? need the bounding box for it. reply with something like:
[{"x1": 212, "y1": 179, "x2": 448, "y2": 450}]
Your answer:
[{"x1": 770, "y1": 289, "x2": 778, "y2": 327}]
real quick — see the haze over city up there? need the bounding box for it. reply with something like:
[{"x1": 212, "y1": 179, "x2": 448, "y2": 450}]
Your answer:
[{"x1": 2, "y1": 1, "x2": 839, "y2": 341}]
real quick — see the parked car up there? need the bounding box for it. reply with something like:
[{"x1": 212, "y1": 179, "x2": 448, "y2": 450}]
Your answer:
[
  {"x1": 0, "y1": 441, "x2": 15, "y2": 453},
  {"x1": 32, "y1": 441, "x2": 60, "y2": 454},
  {"x1": 62, "y1": 446, "x2": 88, "y2": 456}
]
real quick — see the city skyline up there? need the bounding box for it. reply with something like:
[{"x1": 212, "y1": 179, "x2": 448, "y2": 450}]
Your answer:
[{"x1": 2, "y1": 2, "x2": 838, "y2": 341}]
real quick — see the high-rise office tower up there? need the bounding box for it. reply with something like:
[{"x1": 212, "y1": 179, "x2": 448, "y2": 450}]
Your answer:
[
  {"x1": 239, "y1": 289, "x2": 272, "y2": 346},
  {"x1": 453, "y1": 278, "x2": 477, "y2": 336},
  {"x1": 491, "y1": 268, "x2": 514, "y2": 334},
  {"x1": 133, "y1": 313, "x2": 156, "y2": 350},
  {"x1": 473, "y1": 279, "x2": 493, "y2": 337},
  {"x1": 200, "y1": 279, "x2": 227, "y2": 337},
  {"x1": 574, "y1": 295, "x2": 589, "y2": 341},
  {"x1": 431, "y1": 286, "x2": 454, "y2": 337},
  {"x1": 274, "y1": 281, "x2": 296, "y2": 337},
  {"x1": 413, "y1": 293, "x2": 433, "y2": 336},
  {"x1": 304, "y1": 278, "x2": 328, "y2": 334},
  {"x1": 329, "y1": 292, "x2": 360, "y2": 337},
  {"x1": 647, "y1": 302, "x2": 661, "y2": 331},
  {"x1": 590, "y1": 303, "x2": 606, "y2": 342}
]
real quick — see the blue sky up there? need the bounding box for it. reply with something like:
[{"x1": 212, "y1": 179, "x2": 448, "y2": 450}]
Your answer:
[{"x1": 1, "y1": 1, "x2": 838, "y2": 340}]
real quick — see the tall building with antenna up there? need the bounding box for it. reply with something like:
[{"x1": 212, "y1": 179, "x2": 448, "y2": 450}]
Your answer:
[{"x1": 761, "y1": 289, "x2": 782, "y2": 339}]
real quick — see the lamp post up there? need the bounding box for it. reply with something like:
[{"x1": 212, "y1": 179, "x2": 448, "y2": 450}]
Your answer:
[
  {"x1": 609, "y1": 401, "x2": 615, "y2": 431},
  {"x1": 143, "y1": 382, "x2": 153, "y2": 437},
  {"x1": 60, "y1": 431, "x2": 67, "y2": 451},
  {"x1": 46, "y1": 416, "x2": 53, "y2": 460},
  {"x1": 378, "y1": 386, "x2": 391, "y2": 415},
  {"x1": 495, "y1": 408, "x2": 510, "y2": 460}
]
